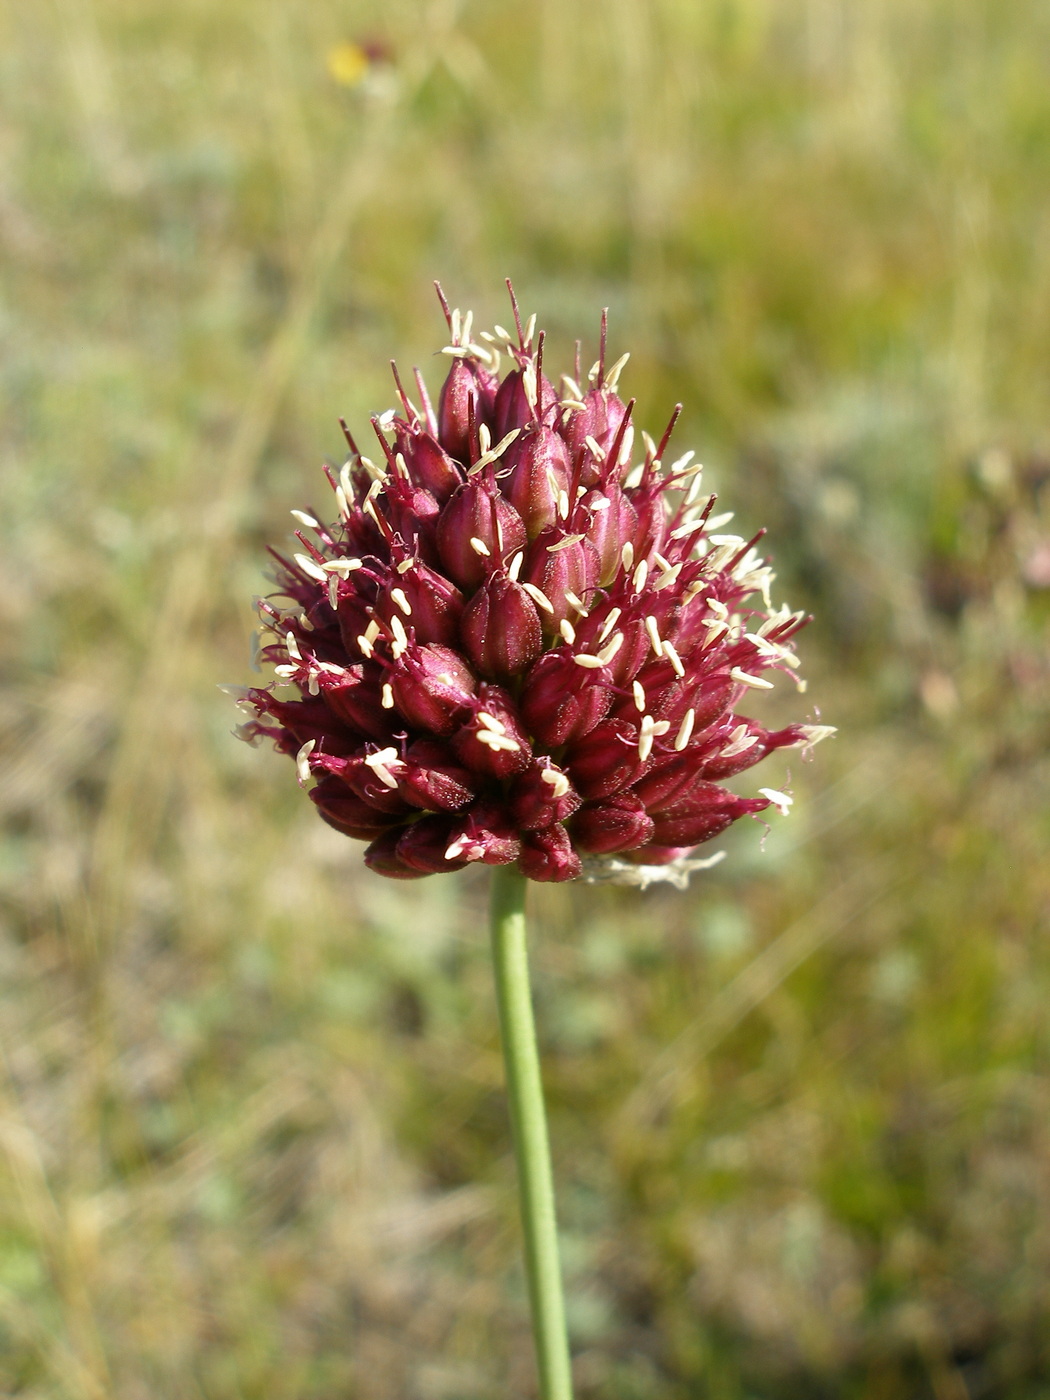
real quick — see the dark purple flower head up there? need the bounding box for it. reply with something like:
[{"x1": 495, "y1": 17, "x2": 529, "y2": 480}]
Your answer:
[{"x1": 236, "y1": 286, "x2": 833, "y2": 884}]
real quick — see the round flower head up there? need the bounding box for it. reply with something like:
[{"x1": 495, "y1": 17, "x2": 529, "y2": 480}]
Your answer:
[{"x1": 235, "y1": 286, "x2": 833, "y2": 884}]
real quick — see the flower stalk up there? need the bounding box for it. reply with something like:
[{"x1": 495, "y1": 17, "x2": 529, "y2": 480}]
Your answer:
[{"x1": 489, "y1": 866, "x2": 574, "y2": 1400}]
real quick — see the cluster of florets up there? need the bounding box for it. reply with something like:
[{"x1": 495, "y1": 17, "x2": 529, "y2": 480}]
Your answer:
[{"x1": 234, "y1": 287, "x2": 832, "y2": 883}]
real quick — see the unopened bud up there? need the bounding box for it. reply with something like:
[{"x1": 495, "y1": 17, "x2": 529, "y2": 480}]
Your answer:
[
  {"x1": 398, "y1": 426, "x2": 463, "y2": 502},
  {"x1": 439, "y1": 357, "x2": 497, "y2": 463},
  {"x1": 564, "y1": 718, "x2": 647, "y2": 800},
  {"x1": 493, "y1": 364, "x2": 558, "y2": 437},
  {"x1": 580, "y1": 485, "x2": 639, "y2": 586},
  {"x1": 389, "y1": 644, "x2": 477, "y2": 735},
  {"x1": 309, "y1": 777, "x2": 403, "y2": 841},
  {"x1": 396, "y1": 814, "x2": 471, "y2": 873},
  {"x1": 508, "y1": 761, "x2": 580, "y2": 830},
  {"x1": 376, "y1": 563, "x2": 464, "y2": 648},
  {"x1": 437, "y1": 475, "x2": 528, "y2": 590},
  {"x1": 395, "y1": 738, "x2": 477, "y2": 811},
  {"x1": 571, "y1": 792, "x2": 654, "y2": 854},
  {"x1": 648, "y1": 784, "x2": 770, "y2": 847},
  {"x1": 315, "y1": 665, "x2": 395, "y2": 741},
  {"x1": 451, "y1": 684, "x2": 532, "y2": 779},
  {"x1": 460, "y1": 572, "x2": 542, "y2": 680},
  {"x1": 444, "y1": 799, "x2": 521, "y2": 866},
  {"x1": 516, "y1": 822, "x2": 582, "y2": 882},
  {"x1": 521, "y1": 527, "x2": 600, "y2": 632},
  {"x1": 363, "y1": 827, "x2": 434, "y2": 879},
  {"x1": 519, "y1": 650, "x2": 613, "y2": 748},
  {"x1": 502, "y1": 425, "x2": 570, "y2": 537}
]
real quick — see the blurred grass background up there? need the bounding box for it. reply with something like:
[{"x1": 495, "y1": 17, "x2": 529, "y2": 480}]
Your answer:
[{"x1": 2, "y1": 0, "x2": 1049, "y2": 1395}]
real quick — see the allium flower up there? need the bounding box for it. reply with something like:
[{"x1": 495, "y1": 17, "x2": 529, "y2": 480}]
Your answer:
[{"x1": 236, "y1": 286, "x2": 833, "y2": 884}]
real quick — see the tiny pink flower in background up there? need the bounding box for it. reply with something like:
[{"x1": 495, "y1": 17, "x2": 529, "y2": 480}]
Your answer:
[{"x1": 233, "y1": 286, "x2": 833, "y2": 885}]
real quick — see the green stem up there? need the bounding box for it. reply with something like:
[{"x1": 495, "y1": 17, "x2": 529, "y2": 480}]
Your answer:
[{"x1": 489, "y1": 867, "x2": 574, "y2": 1400}]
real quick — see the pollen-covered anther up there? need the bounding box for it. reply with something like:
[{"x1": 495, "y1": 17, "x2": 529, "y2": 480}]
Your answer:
[
  {"x1": 674, "y1": 709, "x2": 696, "y2": 751},
  {"x1": 644, "y1": 615, "x2": 663, "y2": 655},
  {"x1": 540, "y1": 768, "x2": 571, "y2": 799},
  {"x1": 759, "y1": 787, "x2": 793, "y2": 816},
  {"x1": 638, "y1": 715, "x2": 671, "y2": 763},
  {"x1": 476, "y1": 730, "x2": 521, "y2": 753},
  {"x1": 365, "y1": 748, "x2": 403, "y2": 789},
  {"x1": 295, "y1": 740, "x2": 316, "y2": 785},
  {"x1": 294, "y1": 553, "x2": 328, "y2": 583},
  {"x1": 559, "y1": 620, "x2": 576, "y2": 645},
  {"x1": 381, "y1": 683, "x2": 395, "y2": 709},
  {"x1": 470, "y1": 537, "x2": 491, "y2": 557},
  {"x1": 730, "y1": 666, "x2": 775, "y2": 690},
  {"x1": 632, "y1": 681, "x2": 646, "y2": 712},
  {"x1": 391, "y1": 588, "x2": 413, "y2": 615},
  {"x1": 596, "y1": 633, "x2": 624, "y2": 666},
  {"x1": 521, "y1": 582, "x2": 555, "y2": 614},
  {"x1": 572, "y1": 653, "x2": 606, "y2": 670},
  {"x1": 662, "y1": 641, "x2": 686, "y2": 678},
  {"x1": 389, "y1": 615, "x2": 410, "y2": 659}
]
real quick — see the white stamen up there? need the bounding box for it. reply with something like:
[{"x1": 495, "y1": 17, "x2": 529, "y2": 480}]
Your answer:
[
  {"x1": 364, "y1": 619, "x2": 381, "y2": 645},
  {"x1": 477, "y1": 711, "x2": 507, "y2": 735},
  {"x1": 662, "y1": 641, "x2": 685, "y2": 677},
  {"x1": 572, "y1": 653, "x2": 605, "y2": 669},
  {"x1": 589, "y1": 494, "x2": 611, "y2": 512},
  {"x1": 674, "y1": 709, "x2": 695, "y2": 751},
  {"x1": 509, "y1": 551, "x2": 524, "y2": 581},
  {"x1": 365, "y1": 747, "x2": 402, "y2": 790},
  {"x1": 645, "y1": 615, "x2": 663, "y2": 654},
  {"x1": 295, "y1": 740, "x2": 316, "y2": 785},
  {"x1": 671, "y1": 518, "x2": 707, "y2": 541},
  {"x1": 584, "y1": 434, "x2": 606, "y2": 462},
  {"x1": 564, "y1": 591, "x2": 587, "y2": 614},
  {"x1": 335, "y1": 485, "x2": 350, "y2": 519},
  {"x1": 759, "y1": 787, "x2": 794, "y2": 817},
  {"x1": 391, "y1": 587, "x2": 412, "y2": 616},
  {"x1": 787, "y1": 724, "x2": 837, "y2": 749},
  {"x1": 285, "y1": 631, "x2": 302, "y2": 661},
  {"x1": 291, "y1": 510, "x2": 320, "y2": 529},
  {"x1": 597, "y1": 632, "x2": 624, "y2": 666},
  {"x1": 705, "y1": 511, "x2": 735, "y2": 532},
  {"x1": 445, "y1": 840, "x2": 468, "y2": 861},
  {"x1": 396, "y1": 557, "x2": 416, "y2": 575},
  {"x1": 469, "y1": 536, "x2": 491, "y2": 557},
  {"x1": 521, "y1": 582, "x2": 555, "y2": 613},
  {"x1": 730, "y1": 667, "x2": 775, "y2": 690},
  {"x1": 381, "y1": 683, "x2": 395, "y2": 709},
  {"x1": 389, "y1": 615, "x2": 409, "y2": 658},
  {"x1": 540, "y1": 768, "x2": 571, "y2": 798},
  {"x1": 597, "y1": 608, "x2": 622, "y2": 644},
  {"x1": 637, "y1": 715, "x2": 671, "y2": 763},
  {"x1": 632, "y1": 680, "x2": 647, "y2": 712},
  {"x1": 604, "y1": 351, "x2": 630, "y2": 392},
  {"x1": 323, "y1": 557, "x2": 364, "y2": 575},
  {"x1": 633, "y1": 560, "x2": 649, "y2": 592},
  {"x1": 547, "y1": 533, "x2": 585, "y2": 552},
  {"x1": 708, "y1": 598, "x2": 729, "y2": 619},
  {"x1": 327, "y1": 575, "x2": 339, "y2": 610},
  {"x1": 559, "y1": 619, "x2": 576, "y2": 645},
  {"x1": 557, "y1": 490, "x2": 570, "y2": 519},
  {"x1": 478, "y1": 423, "x2": 492, "y2": 455},
  {"x1": 621, "y1": 541, "x2": 635, "y2": 572},
  {"x1": 475, "y1": 730, "x2": 521, "y2": 752}
]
